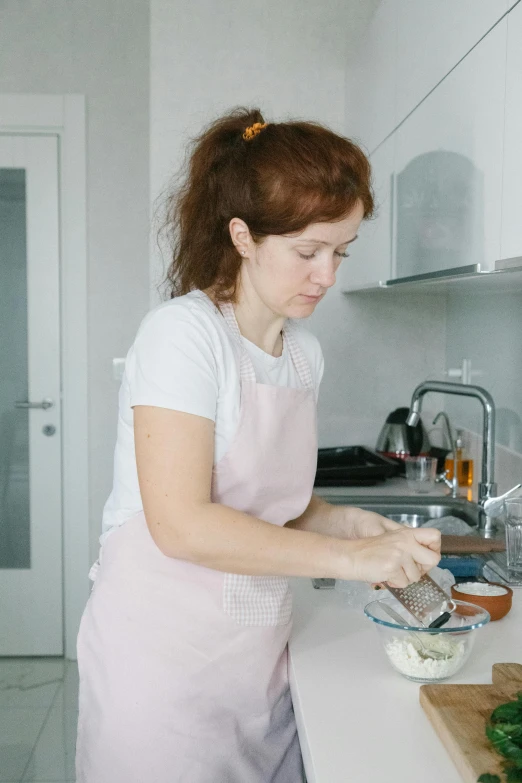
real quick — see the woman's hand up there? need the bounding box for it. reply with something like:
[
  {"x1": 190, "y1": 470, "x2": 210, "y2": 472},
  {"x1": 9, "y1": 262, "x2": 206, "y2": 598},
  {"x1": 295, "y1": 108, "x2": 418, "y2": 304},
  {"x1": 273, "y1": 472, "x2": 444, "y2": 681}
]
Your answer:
[
  {"x1": 347, "y1": 508, "x2": 403, "y2": 539},
  {"x1": 286, "y1": 496, "x2": 440, "y2": 586},
  {"x1": 340, "y1": 526, "x2": 441, "y2": 588},
  {"x1": 287, "y1": 498, "x2": 405, "y2": 540}
]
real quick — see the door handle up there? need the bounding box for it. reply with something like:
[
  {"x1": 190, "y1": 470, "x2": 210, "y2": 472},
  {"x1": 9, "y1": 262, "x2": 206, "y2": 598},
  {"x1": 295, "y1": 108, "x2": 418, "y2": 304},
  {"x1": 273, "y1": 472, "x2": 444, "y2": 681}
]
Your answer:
[{"x1": 14, "y1": 398, "x2": 54, "y2": 410}]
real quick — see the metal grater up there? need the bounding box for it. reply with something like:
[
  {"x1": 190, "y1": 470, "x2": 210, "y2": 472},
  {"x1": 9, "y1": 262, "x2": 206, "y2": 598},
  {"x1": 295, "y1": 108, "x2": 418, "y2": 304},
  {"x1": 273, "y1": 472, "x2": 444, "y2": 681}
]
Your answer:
[{"x1": 383, "y1": 574, "x2": 456, "y2": 628}]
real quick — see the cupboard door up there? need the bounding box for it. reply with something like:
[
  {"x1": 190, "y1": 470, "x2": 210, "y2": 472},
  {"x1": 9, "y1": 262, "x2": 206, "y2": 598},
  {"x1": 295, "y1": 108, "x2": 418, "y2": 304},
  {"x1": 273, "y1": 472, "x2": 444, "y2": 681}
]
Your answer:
[
  {"x1": 396, "y1": 0, "x2": 508, "y2": 125},
  {"x1": 340, "y1": 136, "x2": 394, "y2": 291},
  {"x1": 501, "y1": 0, "x2": 522, "y2": 262},
  {"x1": 393, "y1": 20, "x2": 506, "y2": 280},
  {"x1": 346, "y1": 0, "x2": 397, "y2": 153}
]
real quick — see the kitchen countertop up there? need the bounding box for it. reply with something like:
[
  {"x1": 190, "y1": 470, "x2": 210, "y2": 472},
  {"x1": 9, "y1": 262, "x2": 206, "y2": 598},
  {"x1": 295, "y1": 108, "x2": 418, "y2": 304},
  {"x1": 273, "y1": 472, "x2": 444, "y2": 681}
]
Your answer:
[
  {"x1": 315, "y1": 475, "x2": 457, "y2": 500},
  {"x1": 289, "y1": 578, "x2": 522, "y2": 783}
]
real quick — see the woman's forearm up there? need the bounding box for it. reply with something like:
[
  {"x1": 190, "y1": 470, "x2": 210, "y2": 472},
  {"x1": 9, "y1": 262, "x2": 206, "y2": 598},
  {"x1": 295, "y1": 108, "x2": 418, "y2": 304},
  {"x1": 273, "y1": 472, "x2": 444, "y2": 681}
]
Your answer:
[
  {"x1": 148, "y1": 498, "x2": 440, "y2": 587},
  {"x1": 286, "y1": 493, "x2": 366, "y2": 538},
  {"x1": 148, "y1": 499, "x2": 355, "y2": 579}
]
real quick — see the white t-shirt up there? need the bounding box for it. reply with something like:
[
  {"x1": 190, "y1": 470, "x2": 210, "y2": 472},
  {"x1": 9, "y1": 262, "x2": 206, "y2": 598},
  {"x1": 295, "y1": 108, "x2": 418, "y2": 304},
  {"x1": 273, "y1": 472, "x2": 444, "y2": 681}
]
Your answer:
[{"x1": 101, "y1": 290, "x2": 324, "y2": 542}]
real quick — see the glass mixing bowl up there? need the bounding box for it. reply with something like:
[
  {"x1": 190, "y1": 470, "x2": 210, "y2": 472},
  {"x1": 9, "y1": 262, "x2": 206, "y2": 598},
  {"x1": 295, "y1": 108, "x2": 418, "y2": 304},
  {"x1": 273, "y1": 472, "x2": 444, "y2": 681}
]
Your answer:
[{"x1": 364, "y1": 597, "x2": 490, "y2": 683}]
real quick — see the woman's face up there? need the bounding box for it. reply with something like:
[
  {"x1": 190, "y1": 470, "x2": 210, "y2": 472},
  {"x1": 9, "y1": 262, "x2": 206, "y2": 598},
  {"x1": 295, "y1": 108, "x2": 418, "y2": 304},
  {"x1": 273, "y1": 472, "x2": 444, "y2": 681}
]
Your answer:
[{"x1": 238, "y1": 202, "x2": 364, "y2": 319}]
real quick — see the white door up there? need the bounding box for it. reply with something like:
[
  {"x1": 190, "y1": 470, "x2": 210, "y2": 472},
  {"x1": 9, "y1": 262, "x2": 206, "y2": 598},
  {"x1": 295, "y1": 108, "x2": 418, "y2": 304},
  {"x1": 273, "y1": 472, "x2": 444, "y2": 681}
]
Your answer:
[{"x1": 0, "y1": 134, "x2": 63, "y2": 655}]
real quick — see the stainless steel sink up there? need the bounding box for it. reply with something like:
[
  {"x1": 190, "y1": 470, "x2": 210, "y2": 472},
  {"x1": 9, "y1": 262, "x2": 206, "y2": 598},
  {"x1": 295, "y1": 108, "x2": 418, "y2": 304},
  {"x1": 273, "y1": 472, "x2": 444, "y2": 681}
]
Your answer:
[
  {"x1": 311, "y1": 495, "x2": 477, "y2": 590},
  {"x1": 318, "y1": 494, "x2": 479, "y2": 529}
]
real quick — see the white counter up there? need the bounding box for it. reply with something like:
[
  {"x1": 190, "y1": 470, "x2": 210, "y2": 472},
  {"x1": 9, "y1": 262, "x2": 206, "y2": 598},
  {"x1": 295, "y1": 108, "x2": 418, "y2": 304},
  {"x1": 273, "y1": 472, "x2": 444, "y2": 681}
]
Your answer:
[
  {"x1": 289, "y1": 577, "x2": 522, "y2": 783},
  {"x1": 315, "y1": 475, "x2": 455, "y2": 500}
]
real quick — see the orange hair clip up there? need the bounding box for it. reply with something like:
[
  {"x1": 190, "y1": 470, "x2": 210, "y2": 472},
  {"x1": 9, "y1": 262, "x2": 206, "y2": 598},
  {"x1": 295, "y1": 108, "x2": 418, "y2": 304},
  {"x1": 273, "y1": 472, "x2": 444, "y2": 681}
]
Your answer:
[{"x1": 242, "y1": 122, "x2": 268, "y2": 141}]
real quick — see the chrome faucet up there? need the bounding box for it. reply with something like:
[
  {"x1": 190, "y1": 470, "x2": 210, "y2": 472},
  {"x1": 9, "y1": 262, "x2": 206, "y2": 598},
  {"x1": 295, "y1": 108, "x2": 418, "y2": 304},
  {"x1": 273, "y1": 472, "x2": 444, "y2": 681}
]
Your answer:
[
  {"x1": 406, "y1": 380, "x2": 499, "y2": 532},
  {"x1": 432, "y1": 411, "x2": 459, "y2": 499}
]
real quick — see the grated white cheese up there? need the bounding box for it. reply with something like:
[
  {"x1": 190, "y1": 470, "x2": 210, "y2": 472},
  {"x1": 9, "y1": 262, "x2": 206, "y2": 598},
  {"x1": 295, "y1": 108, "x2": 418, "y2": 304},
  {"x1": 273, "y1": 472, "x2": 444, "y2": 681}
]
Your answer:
[
  {"x1": 385, "y1": 635, "x2": 466, "y2": 680},
  {"x1": 454, "y1": 582, "x2": 507, "y2": 597}
]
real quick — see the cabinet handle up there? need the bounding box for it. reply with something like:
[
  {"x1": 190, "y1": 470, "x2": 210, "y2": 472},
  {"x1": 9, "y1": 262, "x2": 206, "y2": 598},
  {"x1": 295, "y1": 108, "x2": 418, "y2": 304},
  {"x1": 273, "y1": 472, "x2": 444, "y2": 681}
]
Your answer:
[{"x1": 387, "y1": 263, "x2": 481, "y2": 286}]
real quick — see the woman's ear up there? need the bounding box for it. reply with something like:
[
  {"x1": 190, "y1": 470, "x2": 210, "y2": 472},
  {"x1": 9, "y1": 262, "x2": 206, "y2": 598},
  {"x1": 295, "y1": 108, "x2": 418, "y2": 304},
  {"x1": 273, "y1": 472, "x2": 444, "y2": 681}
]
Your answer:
[{"x1": 228, "y1": 217, "x2": 252, "y2": 257}]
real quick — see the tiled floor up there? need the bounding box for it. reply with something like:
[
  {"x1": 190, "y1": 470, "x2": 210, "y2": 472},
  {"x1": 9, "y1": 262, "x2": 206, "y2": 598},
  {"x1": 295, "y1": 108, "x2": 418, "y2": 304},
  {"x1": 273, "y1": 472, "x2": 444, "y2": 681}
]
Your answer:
[{"x1": 0, "y1": 658, "x2": 77, "y2": 782}]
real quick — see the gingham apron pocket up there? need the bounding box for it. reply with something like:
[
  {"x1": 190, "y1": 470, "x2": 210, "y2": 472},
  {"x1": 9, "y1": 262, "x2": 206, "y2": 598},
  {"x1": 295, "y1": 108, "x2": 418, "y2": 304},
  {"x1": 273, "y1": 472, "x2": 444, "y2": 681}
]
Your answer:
[{"x1": 223, "y1": 574, "x2": 292, "y2": 626}]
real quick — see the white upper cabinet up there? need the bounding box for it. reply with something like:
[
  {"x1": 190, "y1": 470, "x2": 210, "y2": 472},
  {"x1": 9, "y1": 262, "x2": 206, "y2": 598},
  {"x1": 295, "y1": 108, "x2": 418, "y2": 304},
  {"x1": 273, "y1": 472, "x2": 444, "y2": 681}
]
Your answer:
[
  {"x1": 501, "y1": 1, "x2": 522, "y2": 262},
  {"x1": 345, "y1": 0, "x2": 508, "y2": 154},
  {"x1": 393, "y1": 20, "x2": 507, "y2": 280},
  {"x1": 346, "y1": 0, "x2": 397, "y2": 153},
  {"x1": 396, "y1": 1, "x2": 509, "y2": 125},
  {"x1": 340, "y1": 136, "x2": 394, "y2": 291}
]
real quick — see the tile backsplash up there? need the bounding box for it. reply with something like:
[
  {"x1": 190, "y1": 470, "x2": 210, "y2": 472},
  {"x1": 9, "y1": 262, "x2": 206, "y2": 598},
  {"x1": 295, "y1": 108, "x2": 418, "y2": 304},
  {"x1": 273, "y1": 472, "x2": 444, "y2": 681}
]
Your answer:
[
  {"x1": 462, "y1": 428, "x2": 522, "y2": 498},
  {"x1": 444, "y1": 287, "x2": 522, "y2": 497}
]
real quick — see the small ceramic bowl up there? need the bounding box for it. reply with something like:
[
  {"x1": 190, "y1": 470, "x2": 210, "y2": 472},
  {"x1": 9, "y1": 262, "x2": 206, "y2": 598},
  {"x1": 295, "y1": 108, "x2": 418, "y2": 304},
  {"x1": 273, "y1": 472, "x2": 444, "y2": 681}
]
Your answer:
[{"x1": 451, "y1": 582, "x2": 513, "y2": 621}]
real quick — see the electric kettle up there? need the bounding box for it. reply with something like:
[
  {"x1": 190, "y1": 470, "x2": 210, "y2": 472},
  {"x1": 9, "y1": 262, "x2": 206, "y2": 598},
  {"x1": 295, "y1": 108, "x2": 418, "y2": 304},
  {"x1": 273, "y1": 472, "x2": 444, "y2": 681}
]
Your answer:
[{"x1": 376, "y1": 407, "x2": 431, "y2": 467}]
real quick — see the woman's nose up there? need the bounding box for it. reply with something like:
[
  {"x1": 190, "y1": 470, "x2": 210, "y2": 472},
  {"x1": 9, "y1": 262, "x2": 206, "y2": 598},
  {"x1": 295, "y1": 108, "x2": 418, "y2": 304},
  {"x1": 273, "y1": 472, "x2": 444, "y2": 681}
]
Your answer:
[{"x1": 310, "y1": 258, "x2": 337, "y2": 288}]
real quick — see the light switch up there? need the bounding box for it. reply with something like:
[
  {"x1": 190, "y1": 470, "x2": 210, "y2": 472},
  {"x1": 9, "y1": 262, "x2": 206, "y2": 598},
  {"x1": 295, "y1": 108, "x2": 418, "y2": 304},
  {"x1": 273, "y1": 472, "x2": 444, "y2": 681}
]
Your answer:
[{"x1": 445, "y1": 358, "x2": 482, "y2": 385}]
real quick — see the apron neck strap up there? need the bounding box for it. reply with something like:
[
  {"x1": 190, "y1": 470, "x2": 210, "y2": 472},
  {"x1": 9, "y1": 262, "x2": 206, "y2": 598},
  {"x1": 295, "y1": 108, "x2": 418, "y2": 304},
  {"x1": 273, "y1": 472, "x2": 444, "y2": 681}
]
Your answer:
[
  {"x1": 219, "y1": 300, "x2": 314, "y2": 390},
  {"x1": 282, "y1": 322, "x2": 314, "y2": 391},
  {"x1": 219, "y1": 302, "x2": 257, "y2": 383}
]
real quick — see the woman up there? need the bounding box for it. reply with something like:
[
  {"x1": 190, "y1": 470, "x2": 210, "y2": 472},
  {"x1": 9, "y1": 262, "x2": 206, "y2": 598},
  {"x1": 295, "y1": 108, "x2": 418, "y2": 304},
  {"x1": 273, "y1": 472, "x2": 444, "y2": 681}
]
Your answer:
[{"x1": 76, "y1": 107, "x2": 441, "y2": 782}]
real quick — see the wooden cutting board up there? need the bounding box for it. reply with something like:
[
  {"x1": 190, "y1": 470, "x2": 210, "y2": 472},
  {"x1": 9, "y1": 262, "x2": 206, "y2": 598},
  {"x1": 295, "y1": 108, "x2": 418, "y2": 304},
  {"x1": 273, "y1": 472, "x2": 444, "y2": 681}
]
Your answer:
[
  {"x1": 441, "y1": 535, "x2": 506, "y2": 554},
  {"x1": 420, "y1": 662, "x2": 522, "y2": 782}
]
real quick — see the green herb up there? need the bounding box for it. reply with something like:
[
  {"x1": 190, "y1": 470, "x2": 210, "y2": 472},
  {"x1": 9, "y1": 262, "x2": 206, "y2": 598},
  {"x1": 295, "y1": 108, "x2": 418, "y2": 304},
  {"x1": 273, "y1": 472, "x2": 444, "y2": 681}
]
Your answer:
[
  {"x1": 486, "y1": 725, "x2": 522, "y2": 761},
  {"x1": 491, "y1": 695, "x2": 522, "y2": 724},
  {"x1": 480, "y1": 692, "x2": 522, "y2": 782}
]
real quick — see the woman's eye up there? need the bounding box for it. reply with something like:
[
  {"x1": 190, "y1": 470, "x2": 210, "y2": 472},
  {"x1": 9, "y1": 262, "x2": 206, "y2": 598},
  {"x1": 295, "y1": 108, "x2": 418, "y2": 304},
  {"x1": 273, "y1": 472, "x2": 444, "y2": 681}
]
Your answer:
[{"x1": 298, "y1": 250, "x2": 350, "y2": 260}]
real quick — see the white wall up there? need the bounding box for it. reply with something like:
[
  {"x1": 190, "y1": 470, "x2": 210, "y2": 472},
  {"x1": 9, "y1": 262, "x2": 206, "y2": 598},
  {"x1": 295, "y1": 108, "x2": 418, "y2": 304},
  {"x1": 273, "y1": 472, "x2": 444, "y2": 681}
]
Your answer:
[
  {"x1": 445, "y1": 290, "x2": 522, "y2": 453},
  {"x1": 150, "y1": 0, "x2": 446, "y2": 449},
  {"x1": 443, "y1": 288, "x2": 522, "y2": 493},
  {"x1": 309, "y1": 291, "x2": 446, "y2": 447},
  {"x1": 150, "y1": 0, "x2": 378, "y2": 293},
  {"x1": 0, "y1": 0, "x2": 150, "y2": 560}
]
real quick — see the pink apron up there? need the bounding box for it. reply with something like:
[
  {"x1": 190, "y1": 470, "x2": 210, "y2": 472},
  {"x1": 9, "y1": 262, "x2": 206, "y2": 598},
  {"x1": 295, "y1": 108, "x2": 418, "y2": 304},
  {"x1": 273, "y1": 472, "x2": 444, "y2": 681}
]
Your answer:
[{"x1": 76, "y1": 297, "x2": 318, "y2": 782}]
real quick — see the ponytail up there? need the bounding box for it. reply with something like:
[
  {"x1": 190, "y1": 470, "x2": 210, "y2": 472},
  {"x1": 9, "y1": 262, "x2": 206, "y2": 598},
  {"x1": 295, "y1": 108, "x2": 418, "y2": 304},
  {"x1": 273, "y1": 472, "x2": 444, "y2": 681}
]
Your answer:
[{"x1": 161, "y1": 106, "x2": 373, "y2": 300}]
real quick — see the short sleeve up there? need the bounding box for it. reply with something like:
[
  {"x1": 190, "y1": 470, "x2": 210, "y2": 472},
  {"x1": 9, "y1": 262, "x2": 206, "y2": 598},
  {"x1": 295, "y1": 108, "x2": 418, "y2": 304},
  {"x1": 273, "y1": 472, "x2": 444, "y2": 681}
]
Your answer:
[{"x1": 126, "y1": 304, "x2": 219, "y2": 421}]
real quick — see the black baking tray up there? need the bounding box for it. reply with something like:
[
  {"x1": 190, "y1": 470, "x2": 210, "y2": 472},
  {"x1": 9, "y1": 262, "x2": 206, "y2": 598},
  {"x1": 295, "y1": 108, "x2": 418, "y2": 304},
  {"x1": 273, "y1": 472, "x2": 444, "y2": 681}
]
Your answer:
[{"x1": 314, "y1": 446, "x2": 400, "y2": 486}]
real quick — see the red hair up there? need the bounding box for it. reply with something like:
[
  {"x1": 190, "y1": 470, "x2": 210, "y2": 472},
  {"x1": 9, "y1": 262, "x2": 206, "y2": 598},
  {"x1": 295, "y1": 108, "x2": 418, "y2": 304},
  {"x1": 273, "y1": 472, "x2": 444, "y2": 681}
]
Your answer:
[{"x1": 162, "y1": 107, "x2": 374, "y2": 300}]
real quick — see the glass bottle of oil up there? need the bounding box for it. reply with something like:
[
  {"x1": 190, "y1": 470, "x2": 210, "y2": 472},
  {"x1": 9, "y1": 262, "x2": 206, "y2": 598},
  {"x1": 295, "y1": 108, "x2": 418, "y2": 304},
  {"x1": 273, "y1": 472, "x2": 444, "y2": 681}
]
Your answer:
[{"x1": 444, "y1": 429, "x2": 474, "y2": 487}]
